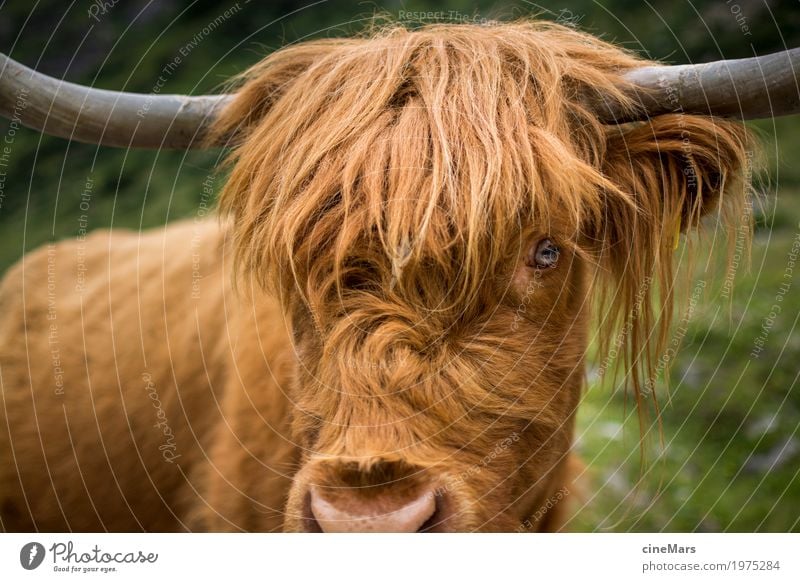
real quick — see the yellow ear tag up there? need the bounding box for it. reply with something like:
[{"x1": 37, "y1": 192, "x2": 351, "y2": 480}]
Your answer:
[{"x1": 674, "y1": 214, "x2": 681, "y2": 250}]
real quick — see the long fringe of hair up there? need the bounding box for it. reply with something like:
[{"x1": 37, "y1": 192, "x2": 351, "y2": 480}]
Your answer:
[{"x1": 210, "y1": 20, "x2": 753, "y2": 434}]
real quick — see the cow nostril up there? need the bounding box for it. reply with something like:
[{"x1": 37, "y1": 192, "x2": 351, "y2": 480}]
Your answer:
[{"x1": 308, "y1": 486, "x2": 437, "y2": 533}]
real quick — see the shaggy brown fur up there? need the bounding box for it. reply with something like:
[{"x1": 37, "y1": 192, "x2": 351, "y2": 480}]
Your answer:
[{"x1": 0, "y1": 21, "x2": 751, "y2": 532}]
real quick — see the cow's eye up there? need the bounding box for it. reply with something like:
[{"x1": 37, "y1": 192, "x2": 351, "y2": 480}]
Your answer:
[{"x1": 526, "y1": 238, "x2": 560, "y2": 269}]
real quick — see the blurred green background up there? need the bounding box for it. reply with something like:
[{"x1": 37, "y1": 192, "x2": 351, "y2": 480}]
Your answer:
[{"x1": 1, "y1": 0, "x2": 798, "y2": 532}]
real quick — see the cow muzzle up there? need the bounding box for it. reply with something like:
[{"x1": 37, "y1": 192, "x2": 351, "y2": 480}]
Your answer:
[{"x1": 297, "y1": 459, "x2": 450, "y2": 532}]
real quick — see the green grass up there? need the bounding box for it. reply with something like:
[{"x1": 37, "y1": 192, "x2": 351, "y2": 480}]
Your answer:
[{"x1": 570, "y1": 119, "x2": 800, "y2": 531}]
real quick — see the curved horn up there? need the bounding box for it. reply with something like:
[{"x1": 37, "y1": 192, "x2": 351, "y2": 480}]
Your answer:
[
  {"x1": 0, "y1": 52, "x2": 231, "y2": 149},
  {"x1": 2, "y1": 48, "x2": 800, "y2": 149},
  {"x1": 606, "y1": 47, "x2": 800, "y2": 123}
]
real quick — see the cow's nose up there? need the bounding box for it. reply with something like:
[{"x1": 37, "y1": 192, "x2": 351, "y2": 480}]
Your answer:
[{"x1": 309, "y1": 485, "x2": 437, "y2": 532}]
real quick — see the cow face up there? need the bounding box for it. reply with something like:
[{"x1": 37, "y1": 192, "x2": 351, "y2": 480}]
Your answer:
[{"x1": 213, "y1": 22, "x2": 751, "y2": 531}]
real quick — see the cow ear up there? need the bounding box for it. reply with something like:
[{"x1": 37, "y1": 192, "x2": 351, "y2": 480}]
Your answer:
[
  {"x1": 593, "y1": 114, "x2": 752, "y2": 295},
  {"x1": 600, "y1": 114, "x2": 751, "y2": 247},
  {"x1": 208, "y1": 39, "x2": 346, "y2": 146},
  {"x1": 588, "y1": 114, "x2": 752, "y2": 410}
]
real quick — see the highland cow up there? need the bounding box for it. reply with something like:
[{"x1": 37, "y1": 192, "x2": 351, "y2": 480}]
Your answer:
[{"x1": 0, "y1": 21, "x2": 796, "y2": 532}]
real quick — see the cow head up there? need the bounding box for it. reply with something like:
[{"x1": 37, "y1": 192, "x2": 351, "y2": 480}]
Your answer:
[{"x1": 210, "y1": 22, "x2": 752, "y2": 531}]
